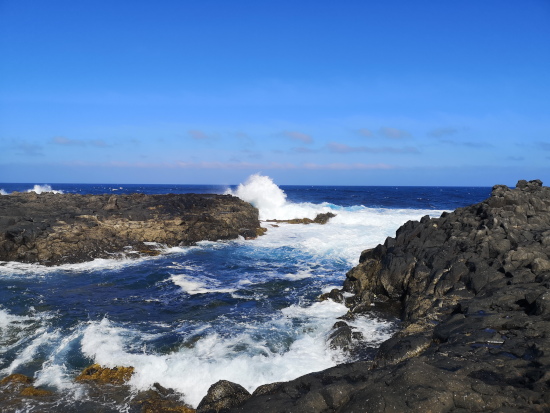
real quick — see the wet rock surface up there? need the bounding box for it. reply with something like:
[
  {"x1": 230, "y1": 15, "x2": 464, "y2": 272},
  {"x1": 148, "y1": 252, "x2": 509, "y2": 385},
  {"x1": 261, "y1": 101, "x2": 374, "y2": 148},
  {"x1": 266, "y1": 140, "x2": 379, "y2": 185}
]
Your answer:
[
  {"x1": 0, "y1": 192, "x2": 260, "y2": 265},
  {"x1": 265, "y1": 212, "x2": 337, "y2": 225},
  {"x1": 221, "y1": 180, "x2": 550, "y2": 412},
  {"x1": 197, "y1": 380, "x2": 251, "y2": 412}
]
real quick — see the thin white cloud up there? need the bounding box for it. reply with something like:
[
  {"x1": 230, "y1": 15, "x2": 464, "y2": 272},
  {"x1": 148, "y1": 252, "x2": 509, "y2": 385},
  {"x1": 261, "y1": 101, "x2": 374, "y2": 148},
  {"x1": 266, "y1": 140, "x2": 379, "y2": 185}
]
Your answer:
[
  {"x1": 52, "y1": 136, "x2": 111, "y2": 147},
  {"x1": 62, "y1": 160, "x2": 393, "y2": 171},
  {"x1": 379, "y1": 127, "x2": 410, "y2": 139},
  {"x1": 439, "y1": 139, "x2": 493, "y2": 148},
  {"x1": 282, "y1": 131, "x2": 313, "y2": 144},
  {"x1": 327, "y1": 142, "x2": 419, "y2": 154},
  {"x1": 428, "y1": 127, "x2": 460, "y2": 138},
  {"x1": 14, "y1": 141, "x2": 44, "y2": 156},
  {"x1": 303, "y1": 162, "x2": 393, "y2": 170},
  {"x1": 188, "y1": 129, "x2": 213, "y2": 140},
  {"x1": 357, "y1": 128, "x2": 374, "y2": 138},
  {"x1": 52, "y1": 136, "x2": 85, "y2": 146}
]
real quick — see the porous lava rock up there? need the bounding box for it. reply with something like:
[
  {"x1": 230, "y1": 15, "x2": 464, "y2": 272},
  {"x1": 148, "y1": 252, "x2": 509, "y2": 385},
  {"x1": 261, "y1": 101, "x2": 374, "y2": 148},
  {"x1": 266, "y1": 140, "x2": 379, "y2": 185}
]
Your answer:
[
  {"x1": 265, "y1": 212, "x2": 336, "y2": 225},
  {"x1": 0, "y1": 373, "x2": 54, "y2": 408},
  {"x1": 214, "y1": 180, "x2": 550, "y2": 412},
  {"x1": 76, "y1": 364, "x2": 135, "y2": 385},
  {"x1": 0, "y1": 192, "x2": 261, "y2": 265},
  {"x1": 196, "y1": 380, "x2": 251, "y2": 412}
]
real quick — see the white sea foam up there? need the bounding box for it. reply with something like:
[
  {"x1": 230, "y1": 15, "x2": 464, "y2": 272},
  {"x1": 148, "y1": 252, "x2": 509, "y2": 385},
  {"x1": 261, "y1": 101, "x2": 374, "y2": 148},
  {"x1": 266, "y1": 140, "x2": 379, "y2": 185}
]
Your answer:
[
  {"x1": 226, "y1": 174, "x2": 287, "y2": 220},
  {"x1": 170, "y1": 274, "x2": 237, "y2": 295},
  {"x1": 0, "y1": 254, "x2": 163, "y2": 277},
  {"x1": 2, "y1": 328, "x2": 61, "y2": 376},
  {"x1": 229, "y1": 174, "x2": 445, "y2": 265},
  {"x1": 0, "y1": 189, "x2": 8, "y2": 195},
  {"x1": 76, "y1": 298, "x2": 361, "y2": 408},
  {"x1": 26, "y1": 184, "x2": 64, "y2": 194}
]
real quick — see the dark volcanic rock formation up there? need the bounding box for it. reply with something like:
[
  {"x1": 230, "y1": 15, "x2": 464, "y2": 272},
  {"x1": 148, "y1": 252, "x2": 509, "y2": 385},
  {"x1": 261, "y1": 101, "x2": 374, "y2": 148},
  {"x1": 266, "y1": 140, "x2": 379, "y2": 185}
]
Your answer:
[
  {"x1": 219, "y1": 180, "x2": 550, "y2": 412},
  {"x1": 0, "y1": 192, "x2": 260, "y2": 265}
]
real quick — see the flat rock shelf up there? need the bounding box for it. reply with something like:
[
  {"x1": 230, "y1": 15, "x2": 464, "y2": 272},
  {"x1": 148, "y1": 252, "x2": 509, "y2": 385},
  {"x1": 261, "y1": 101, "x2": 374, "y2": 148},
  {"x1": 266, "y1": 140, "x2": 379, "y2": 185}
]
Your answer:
[{"x1": 0, "y1": 192, "x2": 261, "y2": 265}]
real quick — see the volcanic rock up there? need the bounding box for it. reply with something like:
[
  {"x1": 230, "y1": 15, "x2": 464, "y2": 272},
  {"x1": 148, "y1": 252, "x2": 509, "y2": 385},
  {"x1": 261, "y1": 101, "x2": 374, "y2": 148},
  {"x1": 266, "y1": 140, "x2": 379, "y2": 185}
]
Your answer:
[
  {"x1": 76, "y1": 364, "x2": 135, "y2": 385},
  {"x1": 218, "y1": 180, "x2": 550, "y2": 412},
  {"x1": 265, "y1": 212, "x2": 336, "y2": 225},
  {"x1": 0, "y1": 192, "x2": 261, "y2": 265},
  {"x1": 196, "y1": 380, "x2": 251, "y2": 412}
]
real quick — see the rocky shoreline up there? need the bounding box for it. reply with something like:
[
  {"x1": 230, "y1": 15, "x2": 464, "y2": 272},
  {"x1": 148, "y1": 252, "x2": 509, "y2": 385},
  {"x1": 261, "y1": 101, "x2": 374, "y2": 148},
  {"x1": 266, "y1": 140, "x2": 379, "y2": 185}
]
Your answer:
[
  {"x1": 219, "y1": 179, "x2": 549, "y2": 412},
  {"x1": 1, "y1": 181, "x2": 549, "y2": 412},
  {"x1": 0, "y1": 192, "x2": 261, "y2": 265}
]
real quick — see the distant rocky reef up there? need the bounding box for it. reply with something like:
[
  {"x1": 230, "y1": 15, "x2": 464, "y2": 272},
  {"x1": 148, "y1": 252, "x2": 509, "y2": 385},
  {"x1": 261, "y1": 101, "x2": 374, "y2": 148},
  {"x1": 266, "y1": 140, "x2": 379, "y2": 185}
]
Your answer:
[
  {"x1": 0, "y1": 192, "x2": 261, "y2": 265},
  {"x1": 209, "y1": 179, "x2": 550, "y2": 412}
]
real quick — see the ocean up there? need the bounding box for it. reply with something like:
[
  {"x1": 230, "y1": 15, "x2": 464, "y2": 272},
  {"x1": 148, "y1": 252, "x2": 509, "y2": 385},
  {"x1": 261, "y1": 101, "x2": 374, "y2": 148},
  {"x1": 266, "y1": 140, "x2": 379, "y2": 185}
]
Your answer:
[{"x1": 0, "y1": 175, "x2": 491, "y2": 411}]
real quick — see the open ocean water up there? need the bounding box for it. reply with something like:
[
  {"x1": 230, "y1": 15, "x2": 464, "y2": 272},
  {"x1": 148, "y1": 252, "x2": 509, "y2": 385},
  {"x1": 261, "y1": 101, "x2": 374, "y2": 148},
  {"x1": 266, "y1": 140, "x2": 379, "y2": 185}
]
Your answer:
[{"x1": 0, "y1": 175, "x2": 491, "y2": 411}]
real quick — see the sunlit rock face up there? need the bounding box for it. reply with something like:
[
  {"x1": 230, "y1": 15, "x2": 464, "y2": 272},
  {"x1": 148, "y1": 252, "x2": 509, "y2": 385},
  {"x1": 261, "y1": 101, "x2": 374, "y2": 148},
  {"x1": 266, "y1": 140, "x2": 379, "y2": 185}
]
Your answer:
[{"x1": 0, "y1": 192, "x2": 260, "y2": 265}]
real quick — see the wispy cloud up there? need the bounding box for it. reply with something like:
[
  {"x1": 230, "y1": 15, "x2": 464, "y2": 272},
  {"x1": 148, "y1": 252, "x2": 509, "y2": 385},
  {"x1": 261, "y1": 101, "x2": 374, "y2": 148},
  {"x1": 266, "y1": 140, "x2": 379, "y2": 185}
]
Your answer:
[
  {"x1": 14, "y1": 141, "x2": 44, "y2": 156},
  {"x1": 428, "y1": 127, "x2": 460, "y2": 138},
  {"x1": 234, "y1": 132, "x2": 254, "y2": 146},
  {"x1": 52, "y1": 136, "x2": 85, "y2": 146},
  {"x1": 188, "y1": 129, "x2": 214, "y2": 140},
  {"x1": 52, "y1": 136, "x2": 111, "y2": 147},
  {"x1": 303, "y1": 162, "x2": 393, "y2": 170},
  {"x1": 291, "y1": 147, "x2": 317, "y2": 154},
  {"x1": 439, "y1": 139, "x2": 493, "y2": 148},
  {"x1": 90, "y1": 139, "x2": 109, "y2": 147},
  {"x1": 379, "y1": 127, "x2": 410, "y2": 139},
  {"x1": 62, "y1": 160, "x2": 393, "y2": 171},
  {"x1": 506, "y1": 156, "x2": 524, "y2": 161},
  {"x1": 536, "y1": 141, "x2": 550, "y2": 151},
  {"x1": 327, "y1": 142, "x2": 419, "y2": 154},
  {"x1": 282, "y1": 131, "x2": 313, "y2": 144},
  {"x1": 357, "y1": 128, "x2": 374, "y2": 138}
]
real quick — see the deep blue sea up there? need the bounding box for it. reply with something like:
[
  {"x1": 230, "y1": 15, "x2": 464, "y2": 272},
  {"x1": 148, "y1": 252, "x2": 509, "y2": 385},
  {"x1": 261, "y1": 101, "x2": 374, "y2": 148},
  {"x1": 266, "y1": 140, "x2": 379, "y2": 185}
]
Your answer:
[{"x1": 0, "y1": 175, "x2": 491, "y2": 410}]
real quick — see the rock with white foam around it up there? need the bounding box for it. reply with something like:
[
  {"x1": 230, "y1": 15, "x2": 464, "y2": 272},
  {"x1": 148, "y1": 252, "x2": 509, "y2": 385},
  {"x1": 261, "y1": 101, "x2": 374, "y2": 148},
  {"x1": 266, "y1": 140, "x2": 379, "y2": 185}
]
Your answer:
[
  {"x1": 0, "y1": 192, "x2": 261, "y2": 265},
  {"x1": 221, "y1": 180, "x2": 550, "y2": 412}
]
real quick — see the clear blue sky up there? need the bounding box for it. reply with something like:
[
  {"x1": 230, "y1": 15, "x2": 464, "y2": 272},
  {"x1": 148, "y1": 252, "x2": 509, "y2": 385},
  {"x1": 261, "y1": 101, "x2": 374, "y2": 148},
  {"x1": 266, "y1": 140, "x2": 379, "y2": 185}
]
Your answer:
[{"x1": 1, "y1": 0, "x2": 549, "y2": 186}]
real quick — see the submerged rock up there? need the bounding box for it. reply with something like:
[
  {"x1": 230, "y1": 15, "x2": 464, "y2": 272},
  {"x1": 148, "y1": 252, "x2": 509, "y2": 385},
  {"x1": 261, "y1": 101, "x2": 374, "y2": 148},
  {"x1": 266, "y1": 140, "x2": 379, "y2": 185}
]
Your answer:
[
  {"x1": 132, "y1": 382, "x2": 196, "y2": 413},
  {"x1": 0, "y1": 192, "x2": 261, "y2": 265},
  {"x1": 0, "y1": 373, "x2": 54, "y2": 407},
  {"x1": 76, "y1": 363, "x2": 135, "y2": 385}
]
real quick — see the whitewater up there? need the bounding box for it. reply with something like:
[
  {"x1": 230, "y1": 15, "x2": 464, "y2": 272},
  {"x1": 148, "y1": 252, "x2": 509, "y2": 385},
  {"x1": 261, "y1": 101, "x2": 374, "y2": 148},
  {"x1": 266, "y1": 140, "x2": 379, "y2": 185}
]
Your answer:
[{"x1": 0, "y1": 175, "x2": 490, "y2": 410}]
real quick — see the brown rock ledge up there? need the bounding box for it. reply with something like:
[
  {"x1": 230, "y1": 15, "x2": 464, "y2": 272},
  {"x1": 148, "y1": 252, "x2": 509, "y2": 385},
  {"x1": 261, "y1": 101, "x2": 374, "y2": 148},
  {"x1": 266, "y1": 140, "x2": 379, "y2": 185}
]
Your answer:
[{"x1": 0, "y1": 192, "x2": 261, "y2": 265}]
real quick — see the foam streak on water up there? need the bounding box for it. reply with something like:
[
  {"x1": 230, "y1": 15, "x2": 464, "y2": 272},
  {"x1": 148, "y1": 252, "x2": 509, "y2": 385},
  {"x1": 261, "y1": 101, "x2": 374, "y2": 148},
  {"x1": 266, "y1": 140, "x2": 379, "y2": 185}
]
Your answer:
[{"x1": 0, "y1": 175, "x2": 467, "y2": 410}]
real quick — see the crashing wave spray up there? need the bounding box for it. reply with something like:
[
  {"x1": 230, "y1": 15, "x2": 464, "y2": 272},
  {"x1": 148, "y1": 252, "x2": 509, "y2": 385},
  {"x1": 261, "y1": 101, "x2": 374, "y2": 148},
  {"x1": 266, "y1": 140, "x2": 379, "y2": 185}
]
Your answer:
[
  {"x1": 227, "y1": 174, "x2": 287, "y2": 220},
  {"x1": 227, "y1": 174, "x2": 333, "y2": 221},
  {"x1": 26, "y1": 185, "x2": 63, "y2": 194}
]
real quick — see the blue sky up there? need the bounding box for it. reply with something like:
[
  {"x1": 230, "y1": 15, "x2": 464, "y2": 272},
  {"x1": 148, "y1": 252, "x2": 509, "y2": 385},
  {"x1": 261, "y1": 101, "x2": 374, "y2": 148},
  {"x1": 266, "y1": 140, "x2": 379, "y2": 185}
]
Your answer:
[{"x1": 1, "y1": 0, "x2": 549, "y2": 186}]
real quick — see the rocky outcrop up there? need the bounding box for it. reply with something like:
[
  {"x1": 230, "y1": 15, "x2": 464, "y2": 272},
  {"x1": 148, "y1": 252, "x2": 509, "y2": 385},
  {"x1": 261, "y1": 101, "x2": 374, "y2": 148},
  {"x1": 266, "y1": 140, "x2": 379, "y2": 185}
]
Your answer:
[
  {"x1": 75, "y1": 364, "x2": 135, "y2": 385},
  {"x1": 220, "y1": 180, "x2": 550, "y2": 412},
  {"x1": 265, "y1": 212, "x2": 337, "y2": 225},
  {"x1": 0, "y1": 192, "x2": 261, "y2": 265},
  {"x1": 197, "y1": 380, "x2": 251, "y2": 412},
  {"x1": 0, "y1": 373, "x2": 54, "y2": 409}
]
